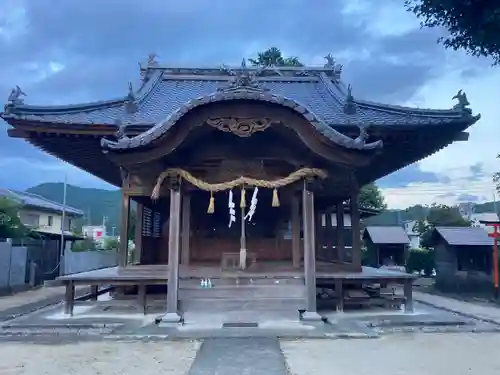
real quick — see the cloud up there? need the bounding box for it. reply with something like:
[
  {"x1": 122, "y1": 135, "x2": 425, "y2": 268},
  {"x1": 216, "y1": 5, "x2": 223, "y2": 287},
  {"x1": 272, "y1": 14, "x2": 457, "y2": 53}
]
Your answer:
[
  {"x1": 0, "y1": 0, "x2": 496, "y2": 208},
  {"x1": 457, "y1": 193, "x2": 482, "y2": 202},
  {"x1": 378, "y1": 163, "x2": 441, "y2": 188}
]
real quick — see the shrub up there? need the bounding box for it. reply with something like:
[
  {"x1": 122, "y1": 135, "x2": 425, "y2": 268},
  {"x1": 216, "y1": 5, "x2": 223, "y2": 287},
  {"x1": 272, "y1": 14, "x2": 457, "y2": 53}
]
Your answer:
[{"x1": 406, "y1": 248, "x2": 434, "y2": 276}]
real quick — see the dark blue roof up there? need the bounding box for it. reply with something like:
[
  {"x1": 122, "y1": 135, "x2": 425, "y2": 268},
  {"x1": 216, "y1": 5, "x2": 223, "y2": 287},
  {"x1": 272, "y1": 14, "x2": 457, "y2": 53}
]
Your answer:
[
  {"x1": 434, "y1": 227, "x2": 494, "y2": 246},
  {"x1": 364, "y1": 226, "x2": 410, "y2": 245},
  {"x1": 2, "y1": 65, "x2": 478, "y2": 129},
  {"x1": 0, "y1": 189, "x2": 84, "y2": 216}
]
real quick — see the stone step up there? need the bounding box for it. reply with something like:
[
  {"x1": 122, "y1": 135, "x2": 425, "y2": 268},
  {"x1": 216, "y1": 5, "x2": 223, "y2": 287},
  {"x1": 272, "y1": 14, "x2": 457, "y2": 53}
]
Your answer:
[
  {"x1": 179, "y1": 285, "x2": 306, "y2": 299},
  {"x1": 180, "y1": 297, "x2": 306, "y2": 312}
]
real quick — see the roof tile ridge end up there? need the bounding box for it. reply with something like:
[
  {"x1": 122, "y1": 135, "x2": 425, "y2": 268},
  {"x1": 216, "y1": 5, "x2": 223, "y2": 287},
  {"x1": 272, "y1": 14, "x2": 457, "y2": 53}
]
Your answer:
[
  {"x1": 134, "y1": 70, "x2": 165, "y2": 106},
  {"x1": 318, "y1": 73, "x2": 344, "y2": 105}
]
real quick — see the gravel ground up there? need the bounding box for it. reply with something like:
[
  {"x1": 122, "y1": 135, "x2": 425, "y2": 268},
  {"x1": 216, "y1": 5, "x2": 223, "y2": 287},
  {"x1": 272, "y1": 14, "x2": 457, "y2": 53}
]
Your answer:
[
  {"x1": 0, "y1": 340, "x2": 201, "y2": 375},
  {"x1": 281, "y1": 333, "x2": 500, "y2": 375}
]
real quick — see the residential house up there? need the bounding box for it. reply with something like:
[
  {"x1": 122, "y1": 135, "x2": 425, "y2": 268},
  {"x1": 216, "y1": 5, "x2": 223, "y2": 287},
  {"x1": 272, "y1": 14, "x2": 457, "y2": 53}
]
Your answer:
[
  {"x1": 0, "y1": 188, "x2": 83, "y2": 238},
  {"x1": 469, "y1": 212, "x2": 499, "y2": 234},
  {"x1": 82, "y1": 225, "x2": 107, "y2": 245}
]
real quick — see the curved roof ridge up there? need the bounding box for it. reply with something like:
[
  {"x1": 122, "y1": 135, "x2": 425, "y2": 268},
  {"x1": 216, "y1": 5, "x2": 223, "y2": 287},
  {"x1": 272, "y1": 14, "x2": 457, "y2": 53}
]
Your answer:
[
  {"x1": 355, "y1": 98, "x2": 467, "y2": 117},
  {"x1": 2, "y1": 70, "x2": 164, "y2": 116},
  {"x1": 132, "y1": 70, "x2": 165, "y2": 111},
  {"x1": 102, "y1": 88, "x2": 383, "y2": 151},
  {"x1": 318, "y1": 73, "x2": 344, "y2": 106},
  {"x1": 318, "y1": 73, "x2": 477, "y2": 119}
]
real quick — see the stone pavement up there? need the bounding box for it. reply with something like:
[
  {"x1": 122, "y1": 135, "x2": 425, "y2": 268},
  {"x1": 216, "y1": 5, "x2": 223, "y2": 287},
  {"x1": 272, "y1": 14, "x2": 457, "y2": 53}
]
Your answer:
[
  {"x1": 187, "y1": 338, "x2": 287, "y2": 375},
  {"x1": 414, "y1": 291, "x2": 500, "y2": 325}
]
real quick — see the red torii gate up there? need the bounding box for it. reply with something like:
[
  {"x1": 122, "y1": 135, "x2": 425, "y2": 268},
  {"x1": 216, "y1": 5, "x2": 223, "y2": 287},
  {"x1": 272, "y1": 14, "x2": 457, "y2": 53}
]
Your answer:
[{"x1": 481, "y1": 220, "x2": 500, "y2": 298}]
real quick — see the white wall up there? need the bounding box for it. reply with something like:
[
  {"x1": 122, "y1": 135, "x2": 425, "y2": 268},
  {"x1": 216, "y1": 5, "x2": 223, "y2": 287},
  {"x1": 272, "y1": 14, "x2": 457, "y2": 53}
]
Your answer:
[{"x1": 19, "y1": 208, "x2": 75, "y2": 235}]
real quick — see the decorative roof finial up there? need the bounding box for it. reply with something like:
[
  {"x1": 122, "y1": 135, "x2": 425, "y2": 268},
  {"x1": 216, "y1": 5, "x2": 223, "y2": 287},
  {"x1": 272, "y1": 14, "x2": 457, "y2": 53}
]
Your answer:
[
  {"x1": 114, "y1": 119, "x2": 129, "y2": 140},
  {"x1": 8, "y1": 85, "x2": 26, "y2": 105},
  {"x1": 147, "y1": 53, "x2": 159, "y2": 67},
  {"x1": 343, "y1": 84, "x2": 357, "y2": 115},
  {"x1": 352, "y1": 125, "x2": 369, "y2": 148},
  {"x1": 218, "y1": 60, "x2": 267, "y2": 93},
  {"x1": 124, "y1": 82, "x2": 138, "y2": 113},
  {"x1": 324, "y1": 53, "x2": 336, "y2": 68},
  {"x1": 452, "y1": 89, "x2": 471, "y2": 112}
]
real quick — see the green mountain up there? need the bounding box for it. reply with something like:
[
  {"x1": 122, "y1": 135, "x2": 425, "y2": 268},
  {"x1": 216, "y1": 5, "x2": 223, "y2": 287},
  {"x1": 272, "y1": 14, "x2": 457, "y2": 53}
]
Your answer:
[{"x1": 26, "y1": 182, "x2": 499, "y2": 231}]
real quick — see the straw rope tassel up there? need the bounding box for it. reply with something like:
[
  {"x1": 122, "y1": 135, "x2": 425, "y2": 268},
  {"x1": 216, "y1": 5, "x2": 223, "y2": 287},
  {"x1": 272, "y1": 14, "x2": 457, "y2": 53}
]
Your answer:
[
  {"x1": 207, "y1": 191, "x2": 215, "y2": 214},
  {"x1": 240, "y1": 187, "x2": 246, "y2": 208},
  {"x1": 272, "y1": 188, "x2": 280, "y2": 207}
]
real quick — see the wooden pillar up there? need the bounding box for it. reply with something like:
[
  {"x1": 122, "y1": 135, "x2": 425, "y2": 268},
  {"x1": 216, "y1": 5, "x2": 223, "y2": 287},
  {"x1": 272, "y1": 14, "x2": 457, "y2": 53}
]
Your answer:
[
  {"x1": 160, "y1": 188, "x2": 183, "y2": 324},
  {"x1": 119, "y1": 192, "x2": 130, "y2": 267},
  {"x1": 301, "y1": 182, "x2": 322, "y2": 321},
  {"x1": 350, "y1": 192, "x2": 361, "y2": 268},
  {"x1": 291, "y1": 194, "x2": 301, "y2": 268},
  {"x1": 335, "y1": 201, "x2": 345, "y2": 262},
  {"x1": 181, "y1": 193, "x2": 191, "y2": 265},
  {"x1": 133, "y1": 202, "x2": 144, "y2": 264}
]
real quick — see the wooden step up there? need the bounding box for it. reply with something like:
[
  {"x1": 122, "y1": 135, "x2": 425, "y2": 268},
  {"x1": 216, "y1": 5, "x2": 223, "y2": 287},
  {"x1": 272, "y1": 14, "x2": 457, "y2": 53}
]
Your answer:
[
  {"x1": 179, "y1": 284, "x2": 306, "y2": 300},
  {"x1": 180, "y1": 297, "x2": 306, "y2": 311}
]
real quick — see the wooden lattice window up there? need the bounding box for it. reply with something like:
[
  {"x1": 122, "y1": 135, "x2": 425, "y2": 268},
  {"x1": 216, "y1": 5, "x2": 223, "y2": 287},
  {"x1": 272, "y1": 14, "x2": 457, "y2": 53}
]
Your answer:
[{"x1": 142, "y1": 207, "x2": 152, "y2": 237}]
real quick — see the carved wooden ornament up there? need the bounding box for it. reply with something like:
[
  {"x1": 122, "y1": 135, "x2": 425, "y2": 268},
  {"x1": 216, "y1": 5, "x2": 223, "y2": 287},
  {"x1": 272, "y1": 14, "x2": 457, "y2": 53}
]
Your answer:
[{"x1": 206, "y1": 117, "x2": 278, "y2": 137}]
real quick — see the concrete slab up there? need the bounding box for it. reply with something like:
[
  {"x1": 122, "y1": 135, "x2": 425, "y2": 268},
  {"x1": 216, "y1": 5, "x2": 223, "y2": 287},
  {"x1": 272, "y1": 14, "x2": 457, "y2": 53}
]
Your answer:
[{"x1": 187, "y1": 338, "x2": 287, "y2": 375}]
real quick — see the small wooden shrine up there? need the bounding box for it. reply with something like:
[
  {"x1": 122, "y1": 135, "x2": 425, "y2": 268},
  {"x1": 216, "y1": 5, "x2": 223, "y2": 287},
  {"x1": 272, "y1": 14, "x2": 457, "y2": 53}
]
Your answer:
[{"x1": 2, "y1": 55, "x2": 480, "y2": 322}]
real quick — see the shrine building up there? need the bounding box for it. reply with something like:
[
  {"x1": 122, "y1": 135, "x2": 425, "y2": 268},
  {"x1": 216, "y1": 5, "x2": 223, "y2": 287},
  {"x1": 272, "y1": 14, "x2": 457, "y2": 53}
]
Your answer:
[{"x1": 1, "y1": 55, "x2": 480, "y2": 324}]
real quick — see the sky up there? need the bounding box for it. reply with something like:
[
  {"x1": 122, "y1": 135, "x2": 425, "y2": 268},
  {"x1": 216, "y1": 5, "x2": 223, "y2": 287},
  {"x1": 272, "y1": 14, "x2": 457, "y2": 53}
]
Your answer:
[{"x1": 0, "y1": 0, "x2": 498, "y2": 209}]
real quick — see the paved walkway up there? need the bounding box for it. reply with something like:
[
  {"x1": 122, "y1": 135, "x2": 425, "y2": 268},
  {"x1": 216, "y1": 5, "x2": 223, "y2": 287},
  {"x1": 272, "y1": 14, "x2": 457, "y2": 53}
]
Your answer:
[
  {"x1": 0, "y1": 286, "x2": 88, "y2": 321},
  {"x1": 187, "y1": 338, "x2": 287, "y2": 375},
  {"x1": 414, "y1": 291, "x2": 500, "y2": 325}
]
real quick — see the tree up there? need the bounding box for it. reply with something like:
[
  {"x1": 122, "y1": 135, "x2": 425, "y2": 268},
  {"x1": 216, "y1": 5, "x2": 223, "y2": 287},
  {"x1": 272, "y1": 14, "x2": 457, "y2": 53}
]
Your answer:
[
  {"x1": 359, "y1": 183, "x2": 387, "y2": 210},
  {"x1": 103, "y1": 237, "x2": 119, "y2": 251},
  {"x1": 0, "y1": 197, "x2": 29, "y2": 239},
  {"x1": 249, "y1": 47, "x2": 304, "y2": 67},
  {"x1": 416, "y1": 203, "x2": 471, "y2": 248},
  {"x1": 405, "y1": 0, "x2": 500, "y2": 64},
  {"x1": 72, "y1": 237, "x2": 97, "y2": 252}
]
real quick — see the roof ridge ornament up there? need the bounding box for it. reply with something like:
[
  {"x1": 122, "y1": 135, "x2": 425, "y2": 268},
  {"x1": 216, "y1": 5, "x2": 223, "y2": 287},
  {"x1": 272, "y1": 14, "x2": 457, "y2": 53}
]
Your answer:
[
  {"x1": 124, "y1": 82, "x2": 138, "y2": 113},
  {"x1": 452, "y1": 89, "x2": 472, "y2": 113},
  {"x1": 114, "y1": 119, "x2": 129, "y2": 140},
  {"x1": 324, "y1": 53, "x2": 343, "y2": 73},
  {"x1": 7, "y1": 85, "x2": 26, "y2": 105},
  {"x1": 352, "y1": 125, "x2": 370, "y2": 148},
  {"x1": 147, "y1": 53, "x2": 159, "y2": 68},
  {"x1": 343, "y1": 84, "x2": 357, "y2": 115},
  {"x1": 218, "y1": 58, "x2": 268, "y2": 93}
]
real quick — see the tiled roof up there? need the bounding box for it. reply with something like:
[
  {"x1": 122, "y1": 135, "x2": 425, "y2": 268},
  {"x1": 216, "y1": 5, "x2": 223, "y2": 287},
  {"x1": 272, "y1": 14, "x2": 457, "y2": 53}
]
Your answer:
[
  {"x1": 434, "y1": 227, "x2": 494, "y2": 246},
  {"x1": 364, "y1": 226, "x2": 410, "y2": 245},
  {"x1": 2, "y1": 64, "x2": 479, "y2": 130},
  {"x1": 0, "y1": 189, "x2": 84, "y2": 216}
]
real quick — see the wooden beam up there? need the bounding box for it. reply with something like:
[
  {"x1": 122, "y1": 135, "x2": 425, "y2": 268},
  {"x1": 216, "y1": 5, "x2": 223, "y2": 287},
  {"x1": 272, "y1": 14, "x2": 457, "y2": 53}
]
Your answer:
[
  {"x1": 301, "y1": 182, "x2": 322, "y2": 321},
  {"x1": 181, "y1": 193, "x2": 191, "y2": 265},
  {"x1": 160, "y1": 188, "x2": 182, "y2": 324},
  {"x1": 291, "y1": 195, "x2": 301, "y2": 268},
  {"x1": 119, "y1": 192, "x2": 130, "y2": 266},
  {"x1": 133, "y1": 202, "x2": 144, "y2": 264},
  {"x1": 335, "y1": 201, "x2": 345, "y2": 262},
  {"x1": 350, "y1": 192, "x2": 361, "y2": 268}
]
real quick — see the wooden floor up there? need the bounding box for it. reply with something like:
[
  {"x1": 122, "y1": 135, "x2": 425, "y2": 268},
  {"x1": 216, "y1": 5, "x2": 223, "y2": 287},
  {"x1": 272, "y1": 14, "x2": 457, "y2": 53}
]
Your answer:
[{"x1": 57, "y1": 262, "x2": 415, "y2": 284}]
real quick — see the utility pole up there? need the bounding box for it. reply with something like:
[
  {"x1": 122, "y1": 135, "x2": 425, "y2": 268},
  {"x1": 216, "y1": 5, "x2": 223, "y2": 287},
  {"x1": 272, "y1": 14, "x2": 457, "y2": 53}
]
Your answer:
[{"x1": 59, "y1": 175, "x2": 67, "y2": 276}]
